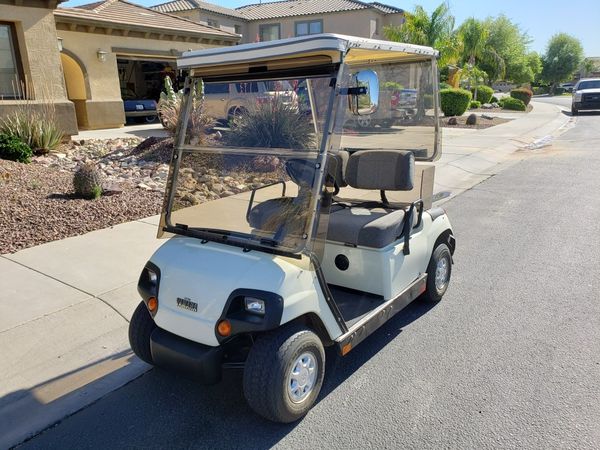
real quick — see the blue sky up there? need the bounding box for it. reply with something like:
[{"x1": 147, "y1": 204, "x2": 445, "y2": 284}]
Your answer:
[{"x1": 62, "y1": 0, "x2": 600, "y2": 56}]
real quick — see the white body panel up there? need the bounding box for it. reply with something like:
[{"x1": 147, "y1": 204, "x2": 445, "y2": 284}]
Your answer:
[
  {"x1": 149, "y1": 237, "x2": 344, "y2": 347},
  {"x1": 149, "y1": 212, "x2": 452, "y2": 347},
  {"x1": 322, "y1": 212, "x2": 452, "y2": 299}
]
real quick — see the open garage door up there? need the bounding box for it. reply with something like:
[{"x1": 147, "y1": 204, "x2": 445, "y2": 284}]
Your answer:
[{"x1": 117, "y1": 57, "x2": 185, "y2": 124}]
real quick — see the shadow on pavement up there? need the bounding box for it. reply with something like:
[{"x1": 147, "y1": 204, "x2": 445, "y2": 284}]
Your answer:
[
  {"x1": 20, "y1": 299, "x2": 437, "y2": 449},
  {"x1": 1, "y1": 350, "x2": 148, "y2": 449}
]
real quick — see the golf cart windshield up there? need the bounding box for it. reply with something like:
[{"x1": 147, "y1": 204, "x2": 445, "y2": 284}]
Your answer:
[
  {"x1": 336, "y1": 59, "x2": 440, "y2": 161},
  {"x1": 160, "y1": 76, "x2": 334, "y2": 256}
]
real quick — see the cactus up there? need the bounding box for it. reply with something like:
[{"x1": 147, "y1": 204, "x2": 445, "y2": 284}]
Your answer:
[{"x1": 73, "y1": 162, "x2": 103, "y2": 199}]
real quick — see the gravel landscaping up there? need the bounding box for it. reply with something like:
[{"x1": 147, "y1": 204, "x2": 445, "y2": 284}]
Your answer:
[{"x1": 0, "y1": 137, "x2": 171, "y2": 254}]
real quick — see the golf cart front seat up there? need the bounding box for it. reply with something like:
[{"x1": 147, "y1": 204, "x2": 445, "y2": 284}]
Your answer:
[
  {"x1": 247, "y1": 151, "x2": 349, "y2": 232},
  {"x1": 326, "y1": 150, "x2": 416, "y2": 249}
]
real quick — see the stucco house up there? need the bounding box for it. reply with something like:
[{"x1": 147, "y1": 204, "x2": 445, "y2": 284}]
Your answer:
[
  {"x1": 1, "y1": 0, "x2": 78, "y2": 134},
  {"x1": 0, "y1": 0, "x2": 239, "y2": 134},
  {"x1": 152, "y1": 0, "x2": 405, "y2": 43}
]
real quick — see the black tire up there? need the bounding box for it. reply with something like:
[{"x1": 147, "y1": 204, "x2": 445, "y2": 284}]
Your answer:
[
  {"x1": 571, "y1": 107, "x2": 578, "y2": 116},
  {"x1": 128, "y1": 302, "x2": 157, "y2": 364},
  {"x1": 422, "y1": 243, "x2": 452, "y2": 303},
  {"x1": 243, "y1": 325, "x2": 325, "y2": 423},
  {"x1": 145, "y1": 115, "x2": 158, "y2": 123},
  {"x1": 228, "y1": 106, "x2": 247, "y2": 122}
]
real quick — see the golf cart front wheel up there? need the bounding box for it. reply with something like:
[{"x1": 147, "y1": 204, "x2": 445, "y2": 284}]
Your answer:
[
  {"x1": 128, "y1": 301, "x2": 157, "y2": 364},
  {"x1": 243, "y1": 325, "x2": 325, "y2": 423},
  {"x1": 423, "y1": 243, "x2": 452, "y2": 302}
]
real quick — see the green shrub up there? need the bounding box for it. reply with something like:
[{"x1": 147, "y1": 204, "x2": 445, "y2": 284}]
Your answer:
[
  {"x1": 440, "y1": 88, "x2": 472, "y2": 116},
  {"x1": 501, "y1": 97, "x2": 526, "y2": 111},
  {"x1": 439, "y1": 82, "x2": 452, "y2": 90},
  {"x1": 471, "y1": 85, "x2": 494, "y2": 104},
  {"x1": 491, "y1": 95, "x2": 499, "y2": 103},
  {"x1": 0, "y1": 133, "x2": 33, "y2": 163},
  {"x1": 226, "y1": 96, "x2": 315, "y2": 149},
  {"x1": 470, "y1": 100, "x2": 481, "y2": 109},
  {"x1": 510, "y1": 88, "x2": 533, "y2": 106},
  {"x1": 532, "y1": 86, "x2": 549, "y2": 95},
  {"x1": 1, "y1": 112, "x2": 63, "y2": 153},
  {"x1": 73, "y1": 162, "x2": 103, "y2": 199}
]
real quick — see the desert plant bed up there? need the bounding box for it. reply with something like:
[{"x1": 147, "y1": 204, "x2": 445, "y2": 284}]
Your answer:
[{"x1": 441, "y1": 115, "x2": 513, "y2": 129}]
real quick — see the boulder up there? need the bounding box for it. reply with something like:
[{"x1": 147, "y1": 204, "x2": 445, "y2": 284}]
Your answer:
[
  {"x1": 466, "y1": 114, "x2": 478, "y2": 125},
  {"x1": 447, "y1": 117, "x2": 458, "y2": 125}
]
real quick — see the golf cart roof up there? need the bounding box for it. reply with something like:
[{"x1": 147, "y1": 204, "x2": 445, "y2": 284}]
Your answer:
[{"x1": 178, "y1": 34, "x2": 438, "y2": 76}]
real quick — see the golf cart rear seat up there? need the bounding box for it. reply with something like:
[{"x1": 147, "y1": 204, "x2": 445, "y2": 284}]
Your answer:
[{"x1": 326, "y1": 150, "x2": 416, "y2": 249}]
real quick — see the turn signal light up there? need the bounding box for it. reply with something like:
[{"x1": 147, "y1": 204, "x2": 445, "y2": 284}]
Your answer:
[
  {"x1": 147, "y1": 296, "x2": 158, "y2": 313},
  {"x1": 341, "y1": 343, "x2": 352, "y2": 356},
  {"x1": 217, "y1": 319, "x2": 232, "y2": 337}
]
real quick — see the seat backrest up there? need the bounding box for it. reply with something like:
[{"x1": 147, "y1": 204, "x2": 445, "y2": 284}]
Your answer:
[
  {"x1": 328, "y1": 150, "x2": 349, "y2": 188},
  {"x1": 345, "y1": 150, "x2": 414, "y2": 191}
]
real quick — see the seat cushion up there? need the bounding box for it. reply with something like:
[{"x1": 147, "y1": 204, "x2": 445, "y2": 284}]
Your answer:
[
  {"x1": 327, "y1": 206, "x2": 406, "y2": 248},
  {"x1": 248, "y1": 197, "x2": 294, "y2": 231}
]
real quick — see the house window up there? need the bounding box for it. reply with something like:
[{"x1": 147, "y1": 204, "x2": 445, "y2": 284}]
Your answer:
[
  {"x1": 295, "y1": 20, "x2": 323, "y2": 36},
  {"x1": 234, "y1": 24, "x2": 242, "y2": 35},
  {"x1": 0, "y1": 23, "x2": 22, "y2": 97},
  {"x1": 207, "y1": 18, "x2": 219, "y2": 28},
  {"x1": 259, "y1": 23, "x2": 280, "y2": 42}
]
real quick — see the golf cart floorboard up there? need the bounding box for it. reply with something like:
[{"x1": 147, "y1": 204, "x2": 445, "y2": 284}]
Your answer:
[{"x1": 328, "y1": 284, "x2": 385, "y2": 328}]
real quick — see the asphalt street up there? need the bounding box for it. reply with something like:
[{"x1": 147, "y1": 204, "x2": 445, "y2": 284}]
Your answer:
[{"x1": 22, "y1": 103, "x2": 600, "y2": 449}]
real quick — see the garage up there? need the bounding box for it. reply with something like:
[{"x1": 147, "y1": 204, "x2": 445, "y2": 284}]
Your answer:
[{"x1": 117, "y1": 57, "x2": 185, "y2": 124}]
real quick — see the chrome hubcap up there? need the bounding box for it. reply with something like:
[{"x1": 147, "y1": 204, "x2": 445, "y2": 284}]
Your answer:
[
  {"x1": 435, "y1": 257, "x2": 449, "y2": 291},
  {"x1": 288, "y1": 352, "x2": 317, "y2": 403}
]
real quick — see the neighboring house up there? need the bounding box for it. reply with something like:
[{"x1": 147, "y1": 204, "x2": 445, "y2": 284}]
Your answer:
[
  {"x1": 152, "y1": 0, "x2": 405, "y2": 42},
  {"x1": 0, "y1": 0, "x2": 239, "y2": 134},
  {"x1": 0, "y1": 0, "x2": 77, "y2": 135}
]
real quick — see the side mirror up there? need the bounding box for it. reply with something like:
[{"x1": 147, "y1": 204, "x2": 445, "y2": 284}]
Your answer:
[{"x1": 349, "y1": 69, "x2": 379, "y2": 115}]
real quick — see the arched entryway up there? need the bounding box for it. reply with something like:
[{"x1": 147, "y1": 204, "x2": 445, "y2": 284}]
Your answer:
[{"x1": 60, "y1": 51, "x2": 89, "y2": 128}]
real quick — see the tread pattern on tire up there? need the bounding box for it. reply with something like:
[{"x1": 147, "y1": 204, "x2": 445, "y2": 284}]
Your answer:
[
  {"x1": 423, "y1": 243, "x2": 452, "y2": 303},
  {"x1": 243, "y1": 324, "x2": 324, "y2": 423},
  {"x1": 128, "y1": 302, "x2": 157, "y2": 365}
]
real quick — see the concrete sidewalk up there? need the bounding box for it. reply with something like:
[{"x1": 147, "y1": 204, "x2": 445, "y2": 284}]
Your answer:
[{"x1": 0, "y1": 100, "x2": 572, "y2": 448}]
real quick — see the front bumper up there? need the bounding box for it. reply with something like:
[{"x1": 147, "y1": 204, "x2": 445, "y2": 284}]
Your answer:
[
  {"x1": 573, "y1": 101, "x2": 600, "y2": 111},
  {"x1": 150, "y1": 327, "x2": 223, "y2": 384}
]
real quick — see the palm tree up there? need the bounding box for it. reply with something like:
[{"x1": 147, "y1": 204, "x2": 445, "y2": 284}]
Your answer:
[
  {"x1": 384, "y1": 3, "x2": 460, "y2": 67},
  {"x1": 459, "y1": 18, "x2": 488, "y2": 66}
]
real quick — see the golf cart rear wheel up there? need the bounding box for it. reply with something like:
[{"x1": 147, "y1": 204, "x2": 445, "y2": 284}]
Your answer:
[
  {"x1": 243, "y1": 325, "x2": 325, "y2": 423},
  {"x1": 423, "y1": 243, "x2": 452, "y2": 302},
  {"x1": 128, "y1": 301, "x2": 157, "y2": 364}
]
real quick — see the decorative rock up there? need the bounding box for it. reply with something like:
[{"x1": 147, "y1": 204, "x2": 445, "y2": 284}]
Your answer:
[
  {"x1": 481, "y1": 114, "x2": 495, "y2": 120},
  {"x1": 481, "y1": 103, "x2": 493, "y2": 109},
  {"x1": 137, "y1": 182, "x2": 152, "y2": 191},
  {"x1": 466, "y1": 114, "x2": 478, "y2": 125},
  {"x1": 447, "y1": 117, "x2": 458, "y2": 125}
]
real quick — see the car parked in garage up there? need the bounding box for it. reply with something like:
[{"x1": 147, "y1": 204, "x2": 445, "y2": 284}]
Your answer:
[{"x1": 121, "y1": 88, "x2": 158, "y2": 123}]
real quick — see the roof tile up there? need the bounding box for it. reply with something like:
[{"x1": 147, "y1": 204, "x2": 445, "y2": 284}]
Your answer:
[{"x1": 56, "y1": 0, "x2": 239, "y2": 39}]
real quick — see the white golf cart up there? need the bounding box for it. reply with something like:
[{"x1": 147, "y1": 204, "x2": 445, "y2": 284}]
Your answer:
[{"x1": 129, "y1": 34, "x2": 455, "y2": 423}]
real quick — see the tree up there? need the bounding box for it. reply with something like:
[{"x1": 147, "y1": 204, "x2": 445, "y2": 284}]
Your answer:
[
  {"x1": 480, "y1": 15, "x2": 536, "y2": 84},
  {"x1": 580, "y1": 58, "x2": 599, "y2": 78},
  {"x1": 459, "y1": 18, "x2": 488, "y2": 66},
  {"x1": 542, "y1": 33, "x2": 584, "y2": 91},
  {"x1": 384, "y1": 3, "x2": 460, "y2": 67}
]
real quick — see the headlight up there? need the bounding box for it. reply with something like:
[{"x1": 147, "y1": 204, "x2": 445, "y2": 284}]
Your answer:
[
  {"x1": 147, "y1": 268, "x2": 158, "y2": 284},
  {"x1": 244, "y1": 297, "x2": 266, "y2": 315},
  {"x1": 574, "y1": 92, "x2": 582, "y2": 102},
  {"x1": 138, "y1": 263, "x2": 160, "y2": 300}
]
